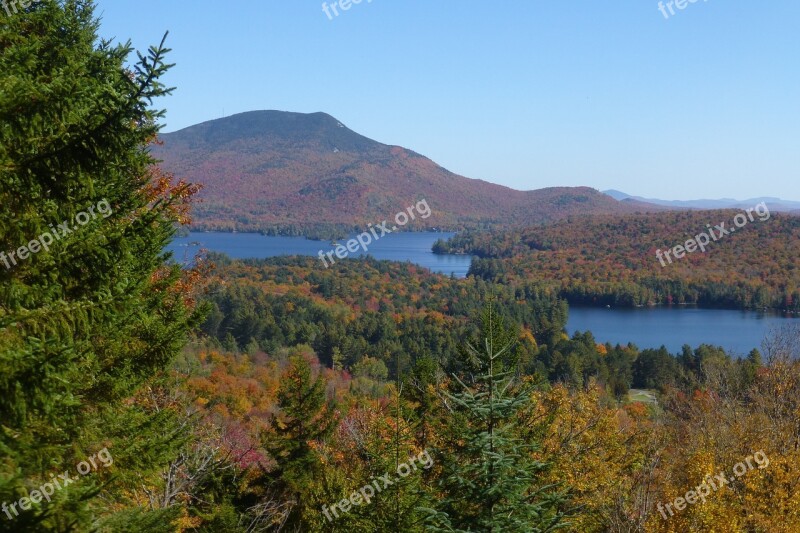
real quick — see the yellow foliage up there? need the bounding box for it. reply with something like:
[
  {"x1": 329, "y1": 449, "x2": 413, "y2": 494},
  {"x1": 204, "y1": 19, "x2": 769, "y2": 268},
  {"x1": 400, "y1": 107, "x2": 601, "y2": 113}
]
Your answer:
[
  {"x1": 528, "y1": 383, "x2": 646, "y2": 532},
  {"x1": 520, "y1": 328, "x2": 537, "y2": 348}
]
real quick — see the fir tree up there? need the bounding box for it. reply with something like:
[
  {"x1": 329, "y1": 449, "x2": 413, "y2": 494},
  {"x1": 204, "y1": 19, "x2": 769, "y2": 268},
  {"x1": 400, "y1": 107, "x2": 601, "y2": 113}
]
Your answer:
[
  {"x1": 342, "y1": 359, "x2": 433, "y2": 532},
  {"x1": 406, "y1": 354, "x2": 439, "y2": 451},
  {"x1": 425, "y1": 303, "x2": 568, "y2": 532},
  {"x1": 261, "y1": 354, "x2": 336, "y2": 529},
  {"x1": 0, "y1": 1, "x2": 204, "y2": 529}
]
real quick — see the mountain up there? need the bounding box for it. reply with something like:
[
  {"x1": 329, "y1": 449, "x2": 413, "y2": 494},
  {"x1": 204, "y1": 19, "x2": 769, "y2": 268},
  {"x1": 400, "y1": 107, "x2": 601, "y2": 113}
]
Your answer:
[
  {"x1": 604, "y1": 190, "x2": 800, "y2": 212},
  {"x1": 152, "y1": 111, "x2": 654, "y2": 235}
]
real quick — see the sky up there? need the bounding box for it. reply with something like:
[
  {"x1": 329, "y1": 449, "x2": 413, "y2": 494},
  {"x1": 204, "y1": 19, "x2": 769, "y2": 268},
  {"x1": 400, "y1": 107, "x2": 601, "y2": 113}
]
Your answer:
[{"x1": 95, "y1": 1, "x2": 800, "y2": 201}]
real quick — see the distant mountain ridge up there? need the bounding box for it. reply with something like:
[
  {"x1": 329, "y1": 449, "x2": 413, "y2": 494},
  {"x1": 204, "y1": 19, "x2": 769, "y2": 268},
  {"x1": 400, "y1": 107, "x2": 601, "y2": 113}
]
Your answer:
[
  {"x1": 604, "y1": 190, "x2": 800, "y2": 212},
  {"x1": 152, "y1": 111, "x2": 653, "y2": 235}
]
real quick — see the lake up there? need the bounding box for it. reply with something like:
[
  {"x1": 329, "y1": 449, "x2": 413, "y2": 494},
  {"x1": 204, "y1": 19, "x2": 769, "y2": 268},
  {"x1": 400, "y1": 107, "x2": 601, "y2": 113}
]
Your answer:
[
  {"x1": 166, "y1": 232, "x2": 798, "y2": 354},
  {"x1": 567, "y1": 306, "x2": 797, "y2": 355},
  {"x1": 166, "y1": 231, "x2": 472, "y2": 278}
]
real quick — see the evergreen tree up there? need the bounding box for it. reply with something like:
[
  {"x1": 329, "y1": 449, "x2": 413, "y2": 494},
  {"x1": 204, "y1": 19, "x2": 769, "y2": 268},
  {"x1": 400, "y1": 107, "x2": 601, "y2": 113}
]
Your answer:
[
  {"x1": 406, "y1": 354, "x2": 439, "y2": 449},
  {"x1": 343, "y1": 363, "x2": 433, "y2": 532},
  {"x1": 0, "y1": 1, "x2": 204, "y2": 529},
  {"x1": 261, "y1": 354, "x2": 336, "y2": 529},
  {"x1": 425, "y1": 303, "x2": 568, "y2": 532},
  {"x1": 742, "y1": 347, "x2": 763, "y2": 388}
]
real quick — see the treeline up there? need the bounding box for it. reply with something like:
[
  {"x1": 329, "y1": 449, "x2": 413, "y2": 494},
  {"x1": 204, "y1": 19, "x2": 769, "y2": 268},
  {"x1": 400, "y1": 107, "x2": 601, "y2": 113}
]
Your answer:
[
  {"x1": 435, "y1": 211, "x2": 800, "y2": 310},
  {"x1": 187, "y1": 219, "x2": 463, "y2": 241},
  {"x1": 197, "y1": 254, "x2": 758, "y2": 399}
]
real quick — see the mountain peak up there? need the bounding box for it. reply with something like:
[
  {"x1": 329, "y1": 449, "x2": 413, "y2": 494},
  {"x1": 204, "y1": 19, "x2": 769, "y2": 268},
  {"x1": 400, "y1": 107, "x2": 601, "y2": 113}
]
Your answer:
[
  {"x1": 163, "y1": 110, "x2": 381, "y2": 153},
  {"x1": 153, "y1": 112, "x2": 653, "y2": 233}
]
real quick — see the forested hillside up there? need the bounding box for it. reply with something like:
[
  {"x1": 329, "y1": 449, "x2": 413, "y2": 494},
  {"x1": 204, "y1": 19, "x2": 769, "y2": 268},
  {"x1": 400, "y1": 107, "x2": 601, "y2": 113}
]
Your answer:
[
  {"x1": 151, "y1": 112, "x2": 656, "y2": 236},
  {"x1": 436, "y1": 210, "x2": 800, "y2": 309},
  {"x1": 199, "y1": 254, "x2": 564, "y2": 378}
]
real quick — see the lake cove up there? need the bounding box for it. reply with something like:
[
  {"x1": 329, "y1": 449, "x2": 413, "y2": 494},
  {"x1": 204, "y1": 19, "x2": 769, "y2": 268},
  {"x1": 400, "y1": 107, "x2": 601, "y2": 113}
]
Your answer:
[
  {"x1": 567, "y1": 306, "x2": 797, "y2": 355},
  {"x1": 166, "y1": 231, "x2": 472, "y2": 278}
]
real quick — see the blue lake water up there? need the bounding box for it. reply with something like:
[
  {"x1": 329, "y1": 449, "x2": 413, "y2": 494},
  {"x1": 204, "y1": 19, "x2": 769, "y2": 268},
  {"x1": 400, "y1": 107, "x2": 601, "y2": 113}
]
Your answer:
[
  {"x1": 166, "y1": 232, "x2": 798, "y2": 354},
  {"x1": 567, "y1": 306, "x2": 797, "y2": 355},
  {"x1": 166, "y1": 231, "x2": 472, "y2": 278}
]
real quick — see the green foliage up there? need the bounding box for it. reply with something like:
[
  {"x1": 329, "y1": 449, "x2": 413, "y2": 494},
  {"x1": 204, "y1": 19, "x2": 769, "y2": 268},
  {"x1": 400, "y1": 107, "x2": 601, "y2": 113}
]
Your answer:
[
  {"x1": 352, "y1": 356, "x2": 389, "y2": 381},
  {"x1": 199, "y1": 254, "x2": 568, "y2": 380},
  {"x1": 405, "y1": 355, "x2": 440, "y2": 448},
  {"x1": 93, "y1": 507, "x2": 184, "y2": 533},
  {"x1": 261, "y1": 354, "x2": 336, "y2": 529},
  {"x1": 336, "y1": 383, "x2": 433, "y2": 532},
  {"x1": 0, "y1": 1, "x2": 204, "y2": 529},
  {"x1": 633, "y1": 347, "x2": 681, "y2": 391},
  {"x1": 425, "y1": 303, "x2": 568, "y2": 532}
]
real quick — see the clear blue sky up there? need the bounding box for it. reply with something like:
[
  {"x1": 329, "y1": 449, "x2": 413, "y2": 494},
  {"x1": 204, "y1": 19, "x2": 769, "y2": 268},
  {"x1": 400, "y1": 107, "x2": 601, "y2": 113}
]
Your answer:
[{"x1": 95, "y1": 1, "x2": 799, "y2": 200}]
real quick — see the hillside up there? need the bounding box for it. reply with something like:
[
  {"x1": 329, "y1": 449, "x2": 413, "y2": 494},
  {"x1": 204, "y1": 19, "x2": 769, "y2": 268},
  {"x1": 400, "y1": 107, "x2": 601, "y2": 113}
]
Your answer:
[
  {"x1": 152, "y1": 111, "x2": 653, "y2": 234},
  {"x1": 436, "y1": 210, "x2": 800, "y2": 310}
]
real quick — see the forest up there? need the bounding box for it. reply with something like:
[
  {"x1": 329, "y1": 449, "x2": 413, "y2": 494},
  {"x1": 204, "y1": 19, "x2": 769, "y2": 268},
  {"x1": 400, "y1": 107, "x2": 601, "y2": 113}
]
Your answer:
[
  {"x1": 54, "y1": 253, "x2": 794, "y2": 531},
  {"x1": 434, "y1": 211, "x2": 800, "y2": 310},
  {"x1": 3, "y1": 2, "x2": 800, "y2": 532},
  {"x1": 198, "y1": 254, "x2": 761, "y2": 398}
]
